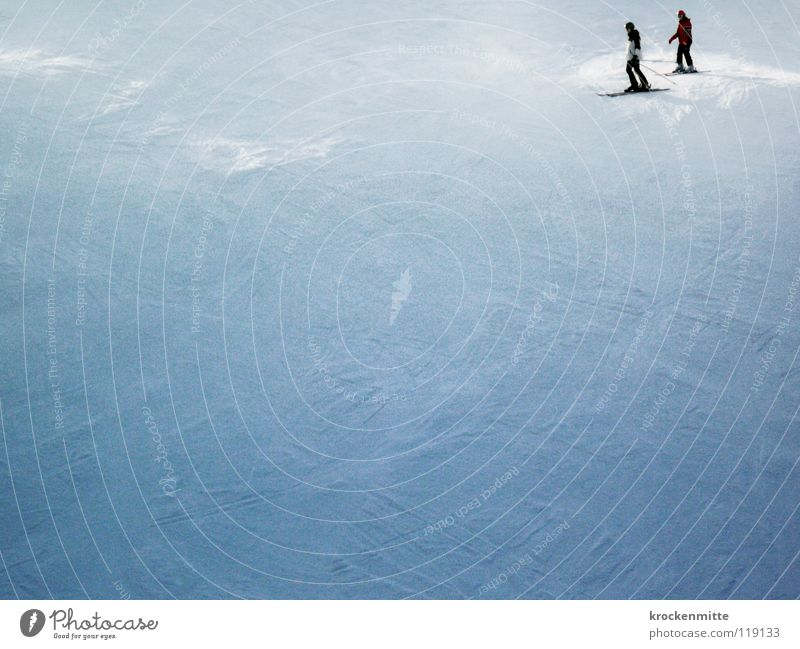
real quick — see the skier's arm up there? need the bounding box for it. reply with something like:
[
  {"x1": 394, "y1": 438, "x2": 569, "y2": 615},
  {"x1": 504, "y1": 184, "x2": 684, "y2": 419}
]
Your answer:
[
  {"x1": 632, "y1": 33, "x2": 641, "y2": 60},
  {"x1": 668, "y1": 28, "x2": 678, "y2": 44}
]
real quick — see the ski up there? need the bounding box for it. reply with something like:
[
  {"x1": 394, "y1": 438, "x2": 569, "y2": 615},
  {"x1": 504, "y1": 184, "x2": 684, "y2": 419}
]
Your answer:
[
  {"x1": 664, "y1": 70, "x2": 708, "y2": 76},
  {"x1": 597, "y1": 88, "x2": 670, "y2": 97}
]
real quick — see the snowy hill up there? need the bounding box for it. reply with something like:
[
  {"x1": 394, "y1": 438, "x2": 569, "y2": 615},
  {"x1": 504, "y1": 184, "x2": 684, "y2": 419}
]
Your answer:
[{"x1": 1, "y1": 0, "x2": 799, "y2": 598}]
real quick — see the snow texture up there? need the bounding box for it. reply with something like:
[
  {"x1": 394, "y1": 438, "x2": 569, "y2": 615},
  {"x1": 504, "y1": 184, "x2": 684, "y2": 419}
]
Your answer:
[{"x1": 1, "y1": 0, "x2": 799, "y2": 599}]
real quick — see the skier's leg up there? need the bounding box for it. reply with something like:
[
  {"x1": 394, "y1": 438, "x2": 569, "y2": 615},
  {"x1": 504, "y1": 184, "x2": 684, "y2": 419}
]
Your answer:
[
  {"x1": 626, "y1": 62, "x2": 638, "y2": 89},
  {"x1": 634, "y1": 61, "x2": 649, "y2": 89},
  {"x1": 685, "y1": 44, "x2": 694, "y2": 68},
  {"x1": 674, "y1": 45, "x2": 686, "y2": 72}
]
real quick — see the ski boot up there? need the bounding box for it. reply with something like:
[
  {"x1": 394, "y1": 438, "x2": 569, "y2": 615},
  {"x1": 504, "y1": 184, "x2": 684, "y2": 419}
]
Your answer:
[
  {"x1": 672, "y1": 65, "x2": 685, "y2": 73},
  {"x1": 686, "y1": 65, "x2": 696, "y2": 73},
  {"x1": 637, "y1": 81, "x2": 651, "y2": 91},
  {"x1": 624, "y1": 84, "x2": 639, "y2": 93}
]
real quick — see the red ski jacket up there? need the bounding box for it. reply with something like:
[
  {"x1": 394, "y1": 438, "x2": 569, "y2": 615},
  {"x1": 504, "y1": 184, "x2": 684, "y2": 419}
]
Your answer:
[{"x1": 669, "y1": 17, "x2": 692, "y2": 45}]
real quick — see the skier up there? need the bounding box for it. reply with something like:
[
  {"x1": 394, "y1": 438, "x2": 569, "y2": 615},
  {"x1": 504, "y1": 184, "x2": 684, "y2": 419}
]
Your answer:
[
  {"x1": 625, "y1": 22, "x2": 650, "y2": 92},
  {"x1": 669, "y1": 9, "x2": 695, "y2": 73}
]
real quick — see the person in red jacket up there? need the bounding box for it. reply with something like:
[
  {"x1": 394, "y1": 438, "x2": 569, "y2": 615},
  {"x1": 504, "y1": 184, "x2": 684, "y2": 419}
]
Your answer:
[{"x1": 669, "y1": 9, "x2": 695, "y2": 73}]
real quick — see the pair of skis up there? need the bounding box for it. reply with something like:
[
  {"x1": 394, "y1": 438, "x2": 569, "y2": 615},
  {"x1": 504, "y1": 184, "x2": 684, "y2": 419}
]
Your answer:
[
  {"x1": 597, "y1": 88, "x2": 669, "y2": 97},
  {"x1": 598, "y1": 69, "x2": 707, "y2": 97},
  {"x1": 664, "y1": 69, "x2": 706, "y2": 76}
]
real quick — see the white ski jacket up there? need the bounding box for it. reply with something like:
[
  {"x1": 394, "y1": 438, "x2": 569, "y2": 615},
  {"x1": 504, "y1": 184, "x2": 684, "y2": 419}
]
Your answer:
[{"x1": 626, "y1": 29, "x2": 642, "y2": 61}]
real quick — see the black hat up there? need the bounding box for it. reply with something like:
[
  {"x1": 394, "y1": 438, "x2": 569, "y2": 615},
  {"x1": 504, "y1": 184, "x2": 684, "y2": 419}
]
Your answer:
[{"x1": 625, "y1": 21, "x2": 634, "y2": 30}]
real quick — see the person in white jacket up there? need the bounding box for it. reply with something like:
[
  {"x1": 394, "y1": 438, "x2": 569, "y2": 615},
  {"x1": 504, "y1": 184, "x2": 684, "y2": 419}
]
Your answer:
[{"x1": 625, "y1": 22, "x2": 651, "y2": 92}]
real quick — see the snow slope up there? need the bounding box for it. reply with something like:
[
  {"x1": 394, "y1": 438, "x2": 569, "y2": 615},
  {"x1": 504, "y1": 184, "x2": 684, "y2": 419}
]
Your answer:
[{"x1": 1, "y1": 0, "x2": 799, "y2": 598}]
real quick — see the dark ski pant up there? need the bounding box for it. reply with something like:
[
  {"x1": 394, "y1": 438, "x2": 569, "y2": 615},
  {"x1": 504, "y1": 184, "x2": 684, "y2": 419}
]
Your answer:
[
  {"x1": 626, "y1": 57, "x2": 649, "y2": 88},
  {"x1": 677, "y1": 43, "x2": 693, "y2": 67}
]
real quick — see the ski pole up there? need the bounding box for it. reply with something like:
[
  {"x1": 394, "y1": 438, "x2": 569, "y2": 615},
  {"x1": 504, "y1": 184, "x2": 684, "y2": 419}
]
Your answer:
[{"x1": 641, "y1": 63, "x2": 676, "y2": 84}]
